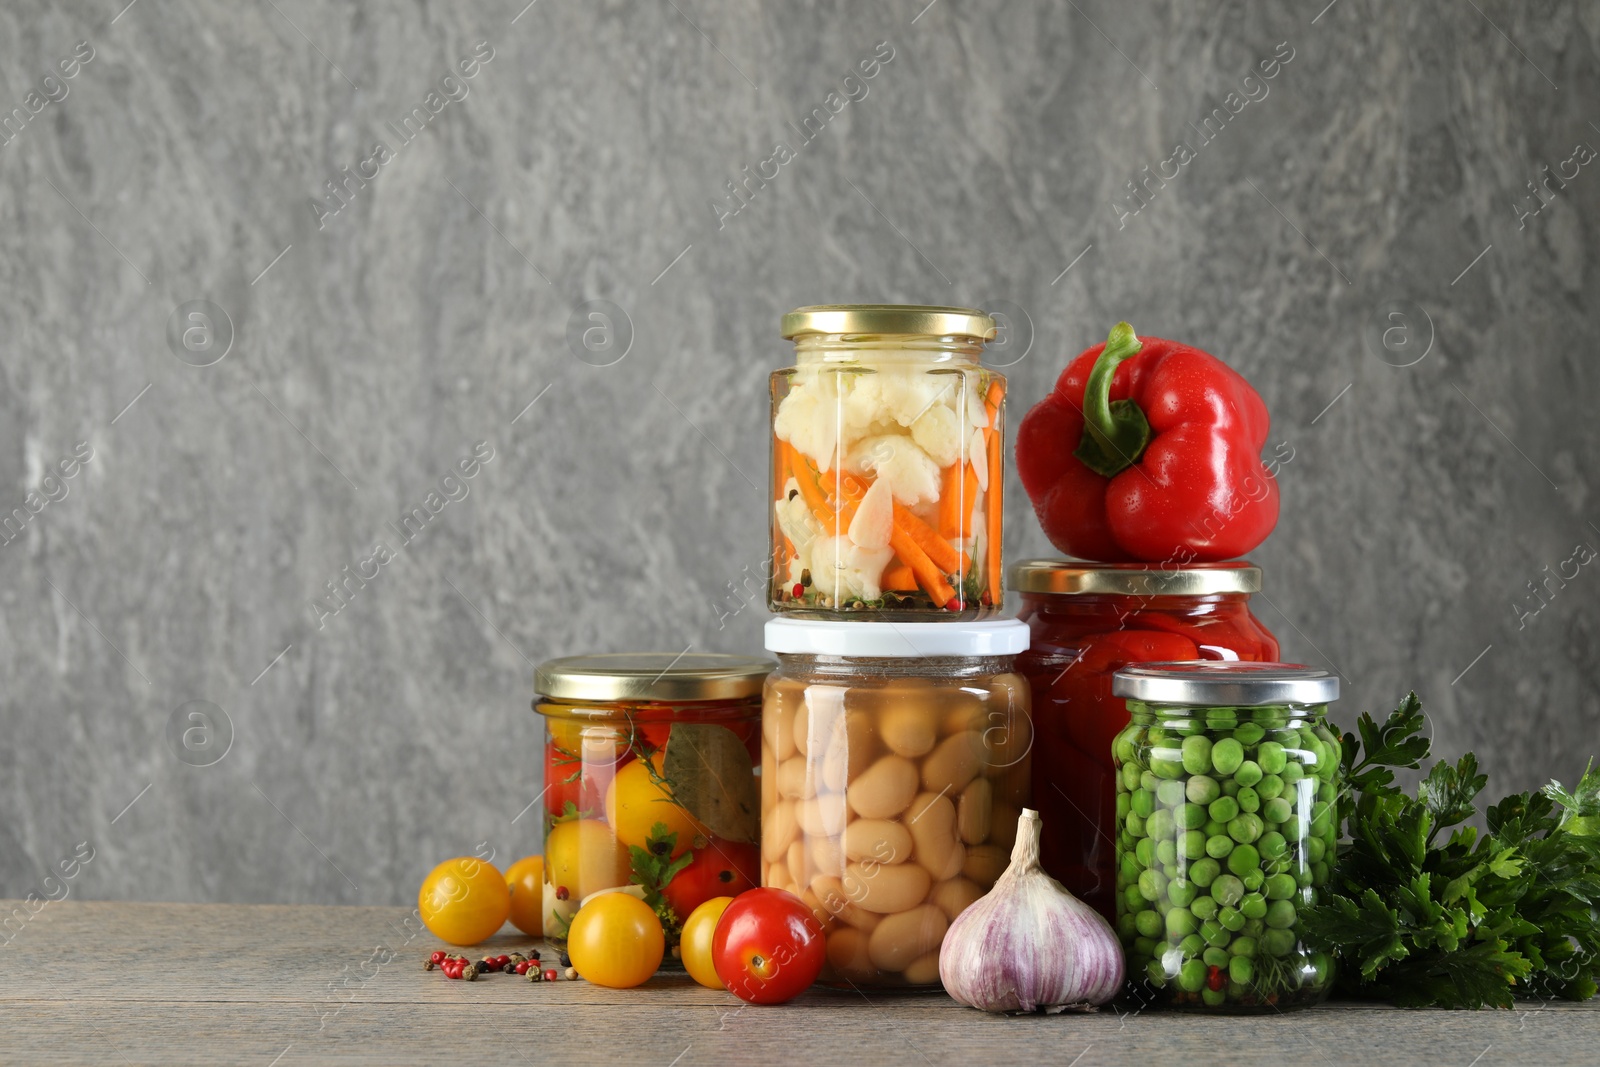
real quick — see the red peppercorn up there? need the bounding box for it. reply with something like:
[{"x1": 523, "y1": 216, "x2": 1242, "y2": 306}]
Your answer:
[
  {"x1": 555, "y1": 886, "x2": 569, "y2": 901},
  {"x1": 514, "y1": 961, "x2": 530, "y2": 975},
  {"x1": 945, "y1": 596, "x2": 963, "y2": 611},
  {"x1": 429, "y1": 950, "x2": 447, "y2": 965},
  {"x1": 542, "y1": 968, "x2": 558, "y2": 982},
  {"x1": 980, "y1": 591, "x2": 993, "y2": 607},
  {"x1": 1206, "y1": 965, "x2": 1224, "y2": 991},
  {"x1": 792, "y1": 583, "x2": 804, "y2": 598}
]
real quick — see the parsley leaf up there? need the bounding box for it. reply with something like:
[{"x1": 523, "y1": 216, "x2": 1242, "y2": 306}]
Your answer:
[{"x1": 1302, "y1": 693, "x2": 1600, "y2": 1008}]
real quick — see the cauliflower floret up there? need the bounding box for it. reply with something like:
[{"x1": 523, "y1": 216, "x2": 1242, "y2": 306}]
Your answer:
[
  {"x1": 775, "y1": 479, "x2": 820, "y2": 553},
  {"x1": 845, "y1": 433, "x2": 940, "y2": 507},
  {"x1": 841, "y1": 374, "x2": 885, "y2": 443},
  {"x1": 876, "y1": 367, "x2": 953, "y2": 428},
  {"x1": 808, "y1": 535, "x2": 894, "y2": 602},
  {"x1": 774, "y1": 373, "x2": 845, "y2": 471},
  {"x1": 910, "y1": 403, "x2": 964, "y2": 470}
]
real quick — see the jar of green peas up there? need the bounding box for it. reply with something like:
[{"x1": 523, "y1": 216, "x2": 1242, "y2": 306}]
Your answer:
[{"x1": 1109, "y1": 662, "x2": 1341, "y2": 1012}]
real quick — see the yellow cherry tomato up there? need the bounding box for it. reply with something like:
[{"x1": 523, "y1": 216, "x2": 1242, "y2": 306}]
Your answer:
[
  {"x1": 504, "y1": 855, "x2": 544, "y2": 937},
  {"x1": 566, "y1": 892, "x2": 665, "y2": 989},
  {"x1": 545, "y1": 818, "x2": 630, "y2": 900},
  {"x1": 681, "y1": 895, "x2": 735, "y2": 989},
  {"x1": 605, "y1": 757, "x2": 705, "y2": 857},
  {"x1": 418, "y1": 857, "x2": 510, "y2": 946}
]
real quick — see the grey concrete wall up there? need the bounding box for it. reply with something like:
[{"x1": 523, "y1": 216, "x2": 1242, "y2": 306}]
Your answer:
[{"x1": 1, "y1": 0, "x2": 1596, "y2": 904}]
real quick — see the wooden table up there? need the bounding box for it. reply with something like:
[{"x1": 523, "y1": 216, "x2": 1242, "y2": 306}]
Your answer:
[{"x1": 3, "y1": 902, "x2": 1597, "y2": 1065}]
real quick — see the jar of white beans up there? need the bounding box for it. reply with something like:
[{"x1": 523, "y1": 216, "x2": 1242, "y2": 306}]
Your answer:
[{"x1": 761, "y1": 618, "x2": 1032, "y2": 988}]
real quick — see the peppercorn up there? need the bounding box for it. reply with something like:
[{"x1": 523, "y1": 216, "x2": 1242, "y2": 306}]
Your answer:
[
  {"x1": 527, "y1": 967, "x2": 543, "y2": 982},
  {"x1": 559, "y1": 953, "x2": 572, "y2": 969},
  {"x1": 564, "y1": 968, "x2": 578, "y2": 981},
  {"x1": 463, "y1": 963, "x2": 480, "y2": 981},
  {"x1": 514, "y1": 961, "x2": 531, "y2": 976},
  {"x1": 543, "y1": 968, "x2": 558, "y2": 982},
  {"x1": 792, "y1": 583, "x2": 804, "y2": 598},
  {"x1": 555, "y1": 886, "x2": 569, "y2": 901}
]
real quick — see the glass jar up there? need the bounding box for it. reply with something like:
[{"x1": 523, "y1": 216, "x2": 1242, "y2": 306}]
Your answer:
[
  {"x1": 532, "y1": 653, "x2": 773, "y2": 944},
  {"x1": 770, "y1": 305, "x2": 1004, "y2": 620},
  {"x1": 1012, "y1": 560, "x2": 1279, "y2": 924},
  {"x1": 762, "y1": 618, "x2": 1031, "y2": 988},
  {"x1": 1110, "y1": 662, "x2": 1341, "y2": 1012}
]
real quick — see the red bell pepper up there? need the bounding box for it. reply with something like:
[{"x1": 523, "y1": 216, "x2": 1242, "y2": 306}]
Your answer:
[{"x1": 1015, "y1": 322, "x2": 1279, "y2": 562}]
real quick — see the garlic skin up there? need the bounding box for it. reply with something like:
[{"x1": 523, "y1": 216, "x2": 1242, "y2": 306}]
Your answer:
[{"x1": 939, "y1": 808, "x2": 1124, "y2": 1013}]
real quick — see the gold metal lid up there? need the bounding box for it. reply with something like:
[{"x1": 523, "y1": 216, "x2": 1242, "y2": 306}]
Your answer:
[
  {"x1": 1009, "y1": 560, "x2": 1262, "y2": 596},
  {"x1": 781, "y1": 304, "x2": 997, "y2": 342},
  {"x1": 533, "y1": 653, "x2": 774, "y2": 704}
]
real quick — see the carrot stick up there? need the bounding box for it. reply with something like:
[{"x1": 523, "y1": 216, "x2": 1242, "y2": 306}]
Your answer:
[
  {"x1": 937, "y1": 463, "x2": 963, "y2": 539},
  {"x1": 957, "y1": 462, "x2": 981, "y2": 542},
  {"x1": 890, "y1": 525, "x2": 956, "y2": 606},
  {"x1": 983, "y1": 382, "x2": 1004, "y2": 599},
  {"x1": 881, "y1": 562, "x2": 918, "y2": 591},
  {"x1": 784, "y1": 442, "x2": 832, "y2": 525},
  {"x1": 894, "y1": 502, "x2": 970, "y2": 576}
]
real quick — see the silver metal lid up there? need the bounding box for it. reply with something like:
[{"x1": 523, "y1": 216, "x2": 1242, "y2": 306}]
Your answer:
[
  {"x1": 534, "y1": 653, "x2": 773, "y2": 703},
  {"x1": 1010, "y1": 560, "x2": 1261, "y2": 596},
  {"x1": 1112, "y1": 662, "x2": 1339, "y2": 706}
]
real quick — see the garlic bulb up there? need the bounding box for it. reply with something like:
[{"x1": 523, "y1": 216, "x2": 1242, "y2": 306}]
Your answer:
[{"x1": 939, "y1": 808, "x2": 1124, "y2": 1013}]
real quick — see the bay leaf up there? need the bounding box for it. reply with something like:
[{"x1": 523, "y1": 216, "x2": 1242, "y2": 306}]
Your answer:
[{"x1": 662, "y1": 723, "x2": 761, "y2": 844}]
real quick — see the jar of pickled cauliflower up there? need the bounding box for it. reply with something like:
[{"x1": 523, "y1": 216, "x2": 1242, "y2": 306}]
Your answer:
[
  {"x1": 762, "y1": 618, "x2": 1031, "y2": 988},
  {"x1": 533, "y1": 653, "x2": 773, "y2": 945},
  {"x1": 1110, "y1": 662, "x2": 1341, "y2": 1012},
  {"x1": 771, "y1": 305, "x2": 1004, "y2": 619}
]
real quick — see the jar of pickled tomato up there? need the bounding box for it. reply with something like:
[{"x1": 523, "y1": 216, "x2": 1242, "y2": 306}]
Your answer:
[
  {"x1": 533, "y1": 653, "x2": 773, "y2": 944},
  {"x1": 1111, "y1": 662, "x2": 1342, "y2": 1012},
  {"x1": 762, "y1": 618, "x2": 1032, "y2": 988},
  {"x1": 770, "y1": 305, "x2": 1004, "y2": 620},
  {"x1": 1010, "y1": 560, "x2": 1278, "y2": 925}
]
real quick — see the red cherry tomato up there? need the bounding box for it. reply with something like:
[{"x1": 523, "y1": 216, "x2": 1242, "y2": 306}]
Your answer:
[
  {"x1": 711, "y1": 888, "x2": 824, "y2": 1004},
  {"x1": 662, "y1": 839, "x2": 760, "y2": 920}
]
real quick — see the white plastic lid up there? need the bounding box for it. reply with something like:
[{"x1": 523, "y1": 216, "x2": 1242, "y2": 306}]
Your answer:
[{"x1": 764, "y1": 617, "x2": 1030, "y2": 658}]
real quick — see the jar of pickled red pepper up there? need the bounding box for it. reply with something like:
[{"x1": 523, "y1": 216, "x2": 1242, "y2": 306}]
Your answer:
[
  {"x1": 533, "y1": 653, "x2": 773, "y2": 944},
  {"x1": 1011, "y1": 560, "x2": 1278, "y2": 924},
  {"x1": 762, "y1": 618, "x2": 1032, "y2": 988},
  {"x1": 1111, "y1": 662, "x2": 1341, "y2": 1012},
  {"x1": 770, "y1": 305, "x2": 1004, "y2": 619}
]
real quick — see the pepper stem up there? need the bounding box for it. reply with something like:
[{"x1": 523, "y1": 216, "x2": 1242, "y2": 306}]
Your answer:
[{"x1": 1073, "y1": 322, "x2": 1151, "y2": 478}]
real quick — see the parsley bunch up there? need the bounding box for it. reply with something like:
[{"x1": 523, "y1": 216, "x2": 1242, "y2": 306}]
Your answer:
[{"x1": 1301, "y1": 693, "x2": 1600, "y2": 1008}]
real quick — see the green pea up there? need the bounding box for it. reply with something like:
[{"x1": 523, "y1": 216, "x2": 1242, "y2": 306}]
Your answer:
[
  {"x1": 1203, "y1": 947, "x2": 1231, "y2": 969},
  {"x1": 1205, "y1": 835, "x2": 1234, "y2": 860},
  {"x1": 1135, "y1": 838, "x2": 1154, "y2": 867},
  {"x1": 1190, "y1": 894, "x2": 1219, "y2": 921},
  {"x1": 1116, "y1": 792, "x2": 1133, "y2": 822},
  {"x1": 1241, "y1": 869, "x2": 1265, "y2": 892},
  {"x1": 1140, "y1": 770, "x2": 1162, "y2": 793},
  {"x1": 1113, "y1": 733, "x2": 1137, "y2": 763},
  {"x1": 1295, "y1": 867, "x2": 1314, "y2": 889},
  {"x1": 1117, "y1": 912, "x2": 1139, "y2": 939},
  {"x1": 1211, "y1": 737, "x2": 1245, "y2": 775},
  {"x1": 1180, "y1": 830, "x2": 1208, "y2": 860},
  {"x1": 1263, "y1": 927, "x2": 1297, "y2": 957},
  {"x1": 1311, "y1": 803, "x2": 1333, "y2": 837},
  {"x1": 1222, "y1": 779, "x2": 1241, "y2": 797},
  {"x1": 1317, "y1": 779, "x2": 1337, "y2": 802},
  {"x1": 1243, "y1": 918, "x2": 1265, "y2": 938},
  {"x1": 1232, "y1": 722, "x2": 1266, "y2": 747},
  {"x1": 1211, "y1": 874, "x2": 1245, "y2": 907},
  {"x1": 1237, "y1": 786, "x2": 1260, "y2": 813},
  {"x1": 1181, "y1": 735, "x2": 1214, "y2": 774},
  {"x1": 1179, "y1": 933, "x2": 1205, "y2": 957},
  {"x1": 1205, "y1": 708, "x2": 1239, "y2": 730},
  {"x1": 1186, "y1": 775, "x2": 1221, "y2": 805},
  {"x1": 1139, "y1": 869, "x2": 1169, "y2": 901},
  {"x1": 1119, "y1": 831, "x2": 1134, "y2": 851},
  {"x1": 1146, "y1": 809, "x2": 1175, "y2": 840},
  {"x1": 1256, "y1": 774, "x2": 1285, "y2": 800},
  {"x1": 1183, "y1": 803, "x2": 1213, "y2": 830},
  {"x1": 1265, "y1": 873, "x2": 1298, "y2": 900},
  {"x1": 1312, "y1": 861, "x2": 1329, "y2": 886},
  {"x1": 1125, "y1": 811, "x2": 1146, "y2": 837},
  {"x1": 1258, "y1": 831, "x2": 1287, "y2": 861},
  {"x1": 1227, "y1": 844, "x2": 1260, "y2": 877},
  {"x1": 1239, "y1": 892, "x2": 1268, "y2": 920},
  {"x1": 1257, "y1": 741, "x2": 1287, "y2": 775},
  {"x1": 1156, "y1": 840, "x2": 1178, "y2": 867},
  {"x1": 1166, "y1": 906, "x2": 1198, "y2": 938},
  {"x1": 1265, "y1": 900, "x2": 1297, "y2": 929},
  {"x1": 1280, "y1": 761, "x2": 1305, "y2": 784},
  {"x1": 1203, "y1": 819, "x2": 1227, "y2": 838},
  {"x1": 1178, "y1": 958, "x2": 1208, "y2": 993},
  {"x1": 1201, "y1": 920, "x2": 1230, "y2": 947},
  {"x1": 1135, "y1": 909, "x2": 1163, "y2": 938},
  {"x1": 1263, "y1": 798, "x2": 1293, "y2": 824},
  {"x1": 1125, "y1": 884, "x2": 1147, "y2": 910},
  {"x1": 1307, "y1": 836, "x2": 1326, "y2": 863},
  {"x1": 1122, "y1": 763, "x2": 1143, "y2": 790},
  {"x1": 1168, "y1": 879, "x2": 1197, "y2": 908},
  {"x1": 1229, "y1": 935, "x2": 1258, "y2": 959},
  {"x1": 1156, "y1": 779, "x2": 1187, "y2": 808},
  {"x1": 1131, "y1": 789, "x2": 1155, "y2": 818},
  {"x1": 1145, "y1": 958, "x2": 1168, "y2": 985},
  {"x1": 1189, "y1": 858, "x2": 1221, "y2": 887},
  {"x1": 1151, "y1": 758, "x2": 1185, "y2": 780},
  {"x1": 1208, "y1": 796, "x2": 1240, "y2": 822},
  {"x1": 1134, "y1": 935, "x2": 1159, "y2": 957},
  {"x1": 1201, "y1": 986, "x2": 1227, "y2": 1006},
  {"x1": 1228, "y1": 955, "x2": 1255, "y2": 984},
  {"x1": 1228, "y1": 814, "x2": 1264, "y2": 844},
  {"x1": 1233, "y1": 760, "x2": 1263, "y2": 788}
]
